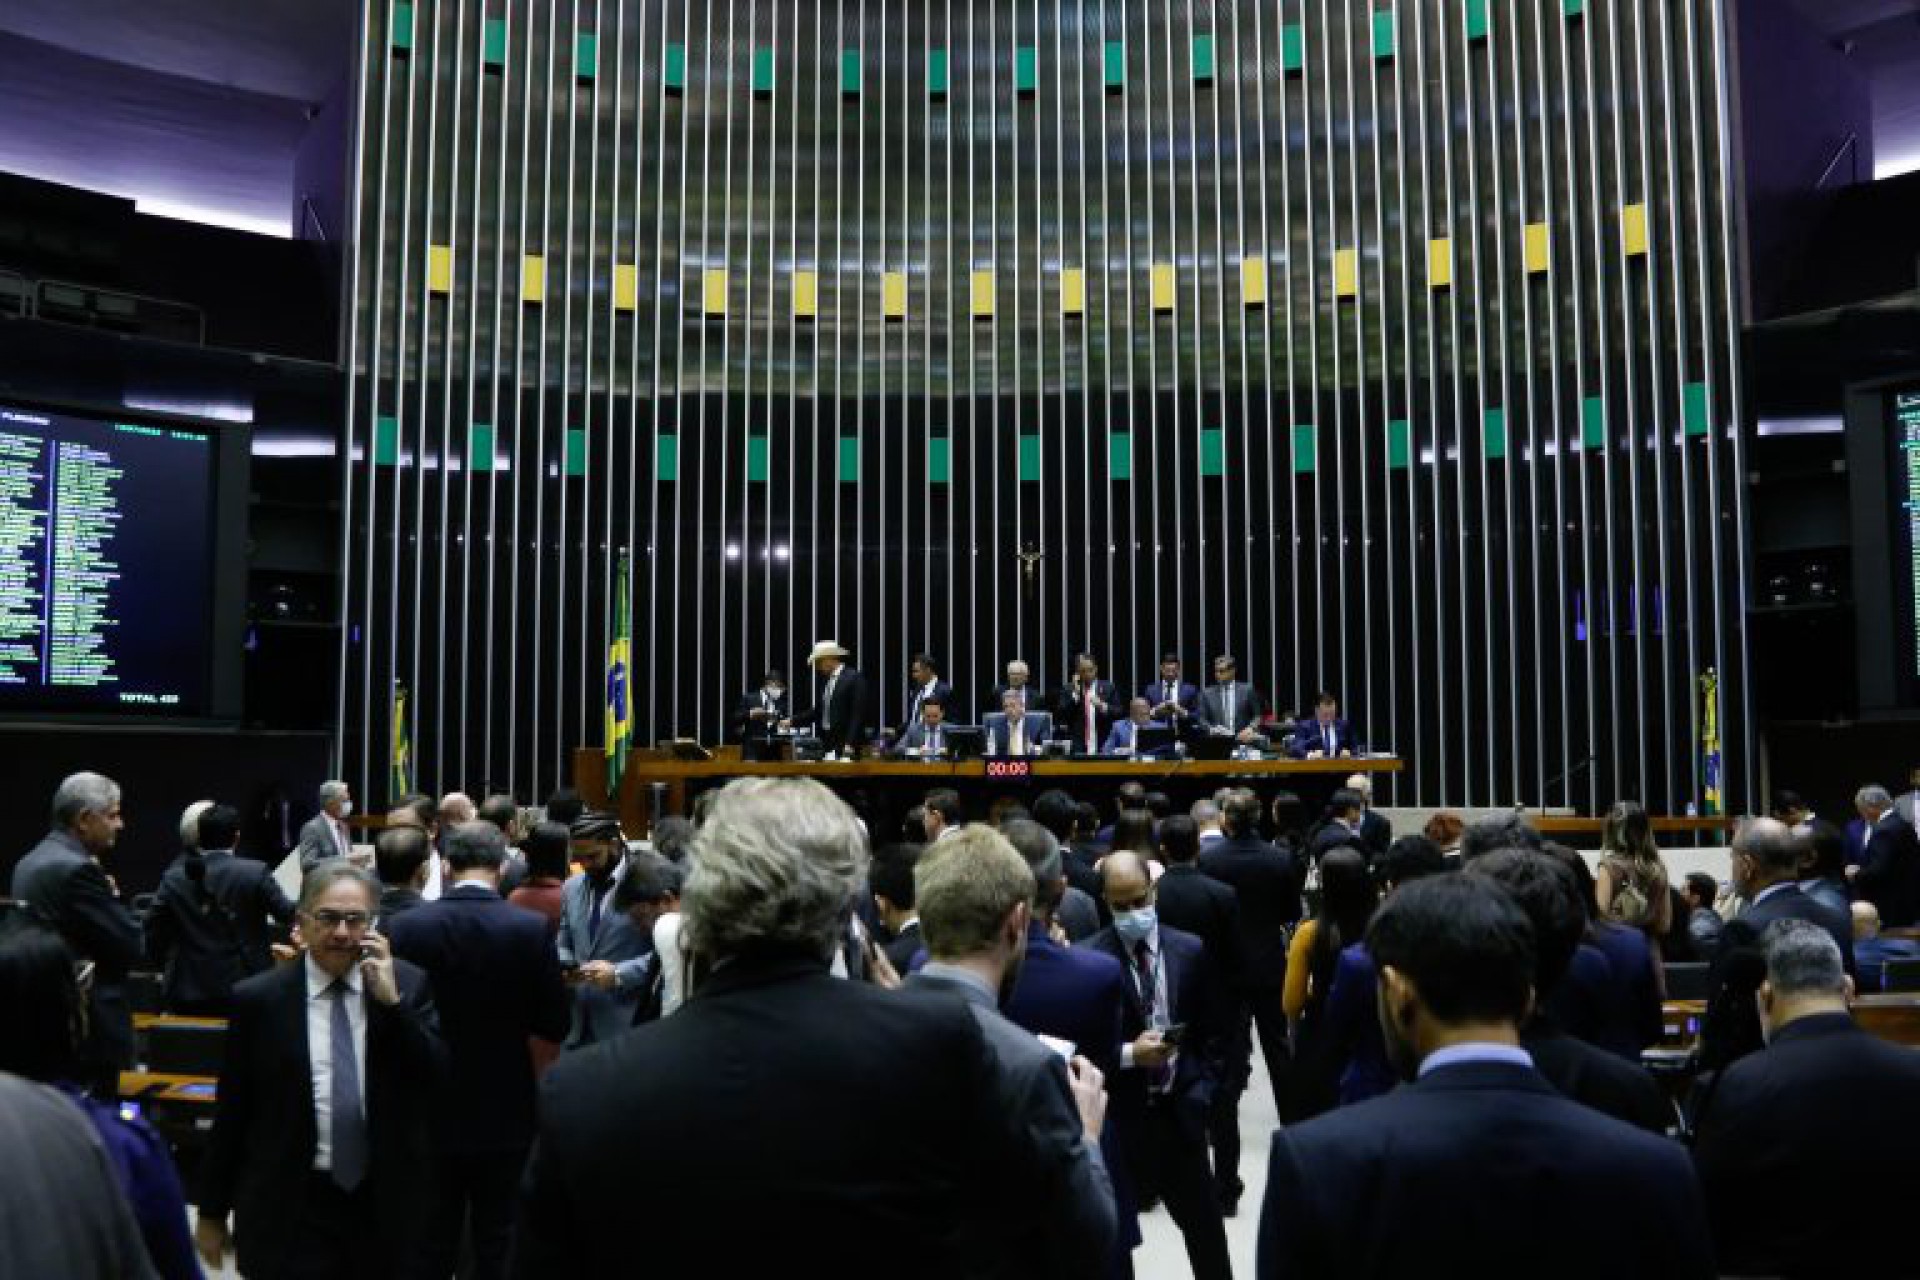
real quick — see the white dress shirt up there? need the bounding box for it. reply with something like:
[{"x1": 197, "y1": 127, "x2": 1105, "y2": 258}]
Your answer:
[{"x1": 305, "y1": 955, "x2": 368, "y2": 1173}]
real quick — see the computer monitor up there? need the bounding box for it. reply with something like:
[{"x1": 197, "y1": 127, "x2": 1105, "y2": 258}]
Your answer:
[
  {"x1": 943, "y1": 725, "x2": 986, "y2": 761},
  {"x1": 1185, "y1": 730, "x2": 1236, "y2": 761},
  {"x1": 1134, "y1": 725, "x2": 1178, "y2": 757}
]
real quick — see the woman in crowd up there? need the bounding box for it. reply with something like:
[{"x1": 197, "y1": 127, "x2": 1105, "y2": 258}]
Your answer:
[
  {"x1": 1280, "y1": 847, "x2": 1379, "y2": 1122},
  {"x1": 1596, "y1": 801, "x2": 1672, "y2": 942}
]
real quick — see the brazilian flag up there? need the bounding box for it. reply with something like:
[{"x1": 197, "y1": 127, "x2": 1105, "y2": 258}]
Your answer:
[
  {"x1": 1700, "y1": 669, "x2": 1722, "y2": 817},
  {"x1": 391, "y1": 682, "x2": 413, "y2": 800},
  {"x1": 605, "y1": 551, "x2": 632, "y2": 791}
]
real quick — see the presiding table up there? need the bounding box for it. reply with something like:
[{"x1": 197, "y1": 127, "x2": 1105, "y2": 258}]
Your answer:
[{"x1": 576, "y1": 747, "x2": 1403, "y2": 835}]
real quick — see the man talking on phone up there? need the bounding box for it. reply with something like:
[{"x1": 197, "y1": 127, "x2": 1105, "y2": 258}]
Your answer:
[{"x1": 195, "y1": 861, "x2": 443, "y2": 1279}]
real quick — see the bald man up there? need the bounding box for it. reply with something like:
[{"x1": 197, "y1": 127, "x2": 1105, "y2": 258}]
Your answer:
[
  {"x1": 1852, "y1": 901, "x2": 1920, "y2": 991},
  {"x1": 1085, "y1": 852, "x2": 1231, "y2": 1277}
]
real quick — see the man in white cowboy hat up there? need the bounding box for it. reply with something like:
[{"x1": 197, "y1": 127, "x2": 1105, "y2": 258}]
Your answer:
[{"x1": 781, "y1": 640, "x2": 872, "y2": 757}]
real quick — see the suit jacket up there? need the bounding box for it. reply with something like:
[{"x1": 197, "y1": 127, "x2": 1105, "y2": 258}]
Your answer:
[
  {"x1": 904, "y1": 968, "x2": 1117, "y2": 1277},
  {"x1": 883, "y1": 918, "x2": 926, "y2": 974},
  {"x1": 1152, "y1": 863, "x2": 1241, "y2": 985},
  {"x1": 1056, "y1": 679, "x2": 1120, "y2": 754},
  {"x1": 1287, "y1": 716, "x2": 1359, "y2": 759},
  {"x1": 1005, "y1": 920, "x2": 1127, "y2": 1080},
  {"x1": 730, "y1": 687, "x2": 790, "y2": 747},
  {"x1": 1258, "y1": 1060, "x2": 1714, "y2": 1279},
  {"x1": 385, "y1": 884, "x2": 570, "y2": 1152},
  {"x1": 1521, "y1": 1018, "x2": 1671, "y2": 1134},
  {"x1": 895, "y1": 720, "x2": 957, "y2": 758},
  {"x1": 791, "y1": 665, "x2": 871, "y2": 753},
  {"x1": 554, "y1": 867, "x2": 651, "y2": 1046},
  {"x1": 898, "y1": 677, "x2": 956, "y2": 738},
  {"x1": 1198, "y1": 834, "x2": 1305, "y2": 988},
  {"x1": 1321, "y1": 943, "x2": 1396, "y2": 1106},
  {"x1": 144, "y1": 850, "x2": 296, "y2": 1013},
  {"x1": 10, "y1": 829, "x2": 143, "y2": 1077},
  {"x1": 1196, "y1": 681, "x2": 1263, "y2": 735},
  {"x1": 1693, "y1": 1012, "x2": 1920, "y2": 1276},
  {"x1": 198, "y1": 958, "x2": 442, "y2": 1279},
  {"x1": 1357, "y1": 808, "x2": 1391, "y2": 857},
  {"x1": 513, "y1": 950, "x2": 1083, "y2": 1277},
  {"x1": 984, "y1": 711, "x2": 1053, "y2": 756},
  {"x1": 1139, "y1": 678, "x2": 1200, "y2": 722},
  {"x1": 1084, "y1": 923, "x2": 1223, "y2": 1114},
  {"x1": 1856, "y1": 812, "x2": 1920, "y2": 927},
  {"x1": 377, "y1": 885, "x2": 424, "y2": 922},
  {"x1": 1057, "y1": 886, "x2": 1102, "y2": 943},
  {"x1": 1701, "y1": 884, "x2": 1856, "y2": 1069},
  {"x1": 1855, "y1": 934, "x2": 1920, "y2": 991},
  {"x1": 295, "y1": 812, "x2": 356, "y2": 872}
]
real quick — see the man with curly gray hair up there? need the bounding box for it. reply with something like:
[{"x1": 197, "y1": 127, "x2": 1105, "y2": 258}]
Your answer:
[{"x1": 513, "y1": 777, "x2": 1110, "y2": 1277}]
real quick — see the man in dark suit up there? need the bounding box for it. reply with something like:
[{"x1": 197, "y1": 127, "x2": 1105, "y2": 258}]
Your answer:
[
  {"x1": 145, "y1": 802, "x2": 297, "y2": 1015},
  {"x1": 1141, "y1": 653, "x2": 1200, "y2": 725},
  {"x1": 781, "y1": 639, "x2": 871, "y2": 756},
  {"x1": 1853, "y1": 783, "x2": 1920, "y2": 927},
  {"x1": 986, "y1": 658, "x2": 1047, "y2": 720},
  {"x1": 730, "y1": 668, "x2": 789, "y2": 759},
  {"x1": 11, "y1": 770, "x2": 142, "y2": 1095},
  {"x1": 1308, "y1": 789, "x2": 1369, "y2": 862},
  {"x1": 898, "y1": 651, "x2": 955, "y2": 740},
  {"x1": 1198, "y1": 788, "x2": 1304, "y2": 1118},
  {"x1": 1257, "y1": 875, "x2": 1714, "y2": 1279},
  {"x1": 386, "y1": 822, "x2": 569, "y2": 1280},
  {"x1": 1694, "y1": 919, "x2": 1920, "y2": 1275},
  {"x1": 984, "y1": 688, "x2": 1053, "y2": 756},
  {"x1": 1057, "y1": 652, "x2": 1119, "y2": 756},
  {"x1": 1031, "y1": 789, "x2": 1107, "y2": 924},
  {"x1": 513, "y1": 777, "x2": 1102, "y2": 1276},
  {"x1": 1152, "y1": 814, "x2": 1245, "y2": 1205},
  {"x1": 1701, "y1": 818, "x2": 1856, "y2": 1071},
  {"x1": 894, "y1": 695, "x2": 954, "y2": 759},
  {"x1": 295, "y1": 780, "x2": 357, "y2": 873},
  {"x1": 372, "y1": 825, "x2": 431, "y2": 922},
  {"x1": 195, "y1": 862, "x2": 443, "y2": 1279},
  {"x1": 1088, "y1": 852, "x2": 1231, "y2": 1279},
  {"x1": 906, "y1": 825, "x2": 1117, "y2": 1275},
  {"x1": 1287, "y1": 690, "x2": 1359, "y2": 760},
  {"x1": 1465, "y1": 850, "x2": 1672, "y2": 1133},
  {"x1": 1194, "y1": 654, "x2": 1265, "y2": 745},
  {"x1": 869, "y1": 843, "x2": 926, "y2": 973},
  {"x1": 1346, "y1": 772, "x2": 1393, "y2": 856}
]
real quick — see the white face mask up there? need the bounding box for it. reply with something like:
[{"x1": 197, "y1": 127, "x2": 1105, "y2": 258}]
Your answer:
[{"x1": 339, "y1": 801, "x2": 354, "y2": 818}]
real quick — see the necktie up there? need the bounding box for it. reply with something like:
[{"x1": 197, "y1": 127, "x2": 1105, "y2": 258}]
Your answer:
[
  {"x1": 822, "y1": 672, "x2": 839, "y2": 731},
  {"x1": 1225, "y1": 686, "x2": 1236, "y2": 728},
  {"x1": 328, "y1": 982, "x2": 368, "y2": 1191},
  {"x1": 1165, "y1": 681, "x2": 1175, "y2": 706},
  {"x1": 929, "y1": 728, "x2": 942, "y2": 756},
  {"x1": 1133, "y1": 940, "x2": 1156, "y2": 1018},
  {"x1": 1085, "y1": 690, "x2": 1096, "y2": 752},
  {"x1": 332, "y1": 819, "x2": 349, "y2": 858},
  {"x1": 588, "y1": 880, "x2": 604, "y2": 939},
  {"x1": 1010, "y1": 722, "x2": 1023, "y2": 755}
]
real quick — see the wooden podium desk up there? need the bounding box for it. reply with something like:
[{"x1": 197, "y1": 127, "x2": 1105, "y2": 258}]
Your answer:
[{"x1": 575, "y1": 747, "x2": 1402, "y2": 834}]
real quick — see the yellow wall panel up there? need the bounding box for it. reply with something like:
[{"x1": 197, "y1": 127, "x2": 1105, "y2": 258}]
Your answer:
[
  {"x1": 793, "y1": 269, "x2": 819, "y2": 318},
  {"x1": 1150, "y1": 262, "x2": 1176, "y2": 312},
  {"x1": 428, "y1": 244, "x2": 453, "y2": 295},
  {"x1": 521, "y1": 253, "x2": 546, "y2": 304},
  {"x1": 883, "y1": 270, "x2": 908, "y2": 319},
  {"x1": 613, "y1": 263, "x2": 638, "y2": 312},
  {"x1": 971, "y1": 269, "x2": 995, "y2": 319},
  {"x1": 1429, "y1": 238, "x2": 1453, "y2": 289},
  {"x1": 702, "y1": 268, "x2": 729, "y2": 315},
  {"x1": 1334, "y1": 248, "x2": 1358, "y2": 299},
  {"x1": 1523, "y1": 222, "x2": 1551, "y2": 273},
  {"x1": 1622, "y1": 203, "x2": 1650, "y2": 256},
  {"x1": 1060, "y1": 267, "x2": 1086, "y2": 315},
  {"x1": 1241, "y1": 257, "x2": 1268, "y2": 306}
]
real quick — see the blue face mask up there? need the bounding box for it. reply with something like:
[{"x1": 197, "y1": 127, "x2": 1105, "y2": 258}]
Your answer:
[{"x1": 1113, "y1": 906, "x2": 1157, "y2": 945}]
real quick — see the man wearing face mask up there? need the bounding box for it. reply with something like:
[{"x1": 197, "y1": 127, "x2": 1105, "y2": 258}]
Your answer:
[
  {"x1": 1088, "y1": 852, "x2": 1231, "y2": 1280},
  {"x1": 732, "y1": 669, "x2": 789, "y2": 761},
  {"x1": 905, "y1": 825, "x2": 1117, "y2": 1276},
  {"x1": 555, "y1": 813, "x2": 651, "y2": 1047},
  {"x1": 297, "y1": 780, "x2": 358, "y2": 872},
  {"x1": 1254, "y1": 875, "x2": 1712, "y2": 1279}
]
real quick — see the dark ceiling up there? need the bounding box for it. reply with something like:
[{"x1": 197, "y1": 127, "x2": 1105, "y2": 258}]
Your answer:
[
  {"x1": 0, "y1": 0, "x2": 355, "y2": 236},
  {"x1": 1783, "y1": 0, "x2": 1920, "y2": 176}
]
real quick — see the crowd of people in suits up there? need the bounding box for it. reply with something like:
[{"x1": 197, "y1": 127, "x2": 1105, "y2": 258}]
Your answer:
[
  {"x1": 5, "y1": 762, "x2": 1920, "y2": 1278},
  {"x1": 740, "y1": 640, "x2": 1368, "y2": 764}
]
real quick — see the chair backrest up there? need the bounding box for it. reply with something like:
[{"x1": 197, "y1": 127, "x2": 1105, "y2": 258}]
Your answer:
[
  {"x1": 1882, "y1": 958, "x2": 1920, "y2": 994},
  {"x1": 146, "y1": 1021, "x2": 227, "y2": 1076},
  {"x1": 1664, "y1": 961, "x2": 1712, "y2": 1000}
]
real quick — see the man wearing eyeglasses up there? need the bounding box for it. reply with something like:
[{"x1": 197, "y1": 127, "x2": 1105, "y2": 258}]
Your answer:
[{"x1": 195, "y1": 861, "x2": 443, "y2": 1279}]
